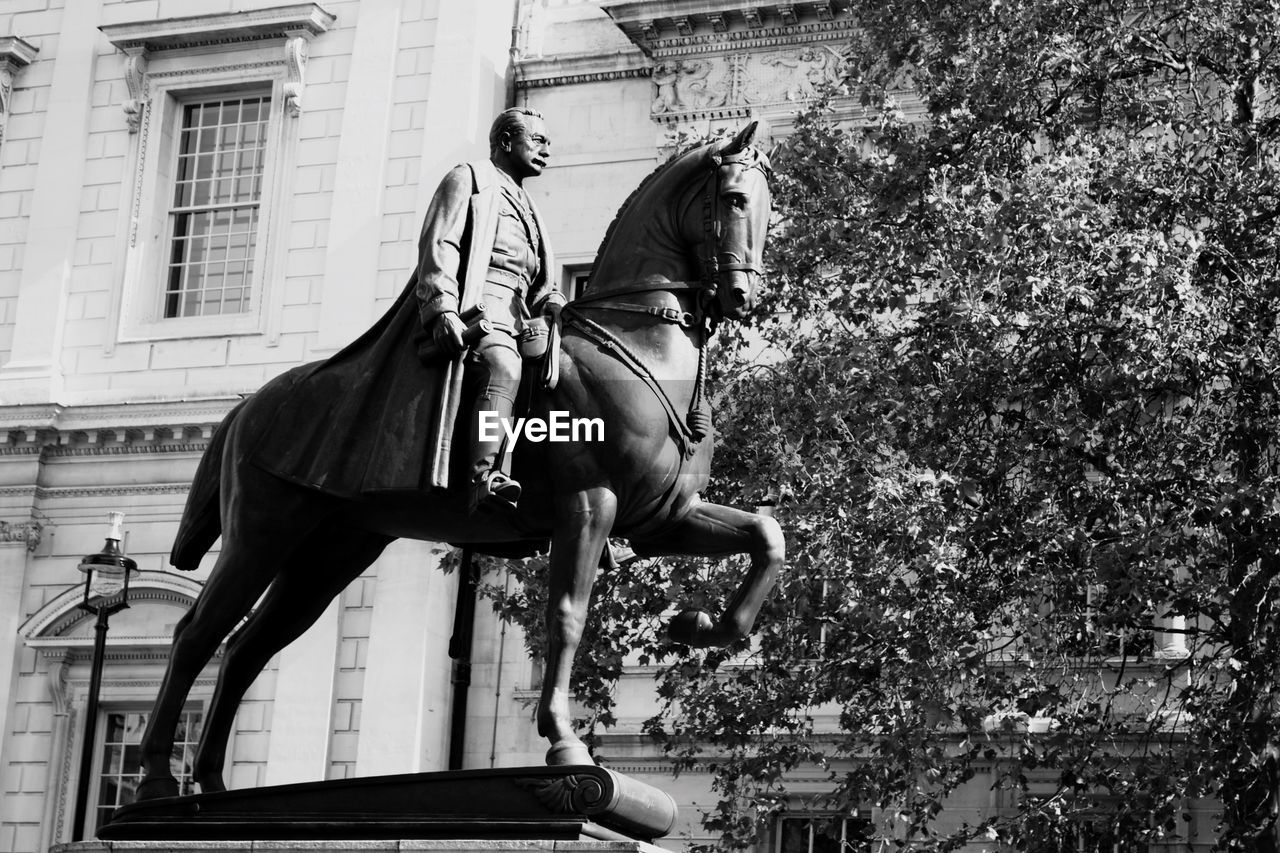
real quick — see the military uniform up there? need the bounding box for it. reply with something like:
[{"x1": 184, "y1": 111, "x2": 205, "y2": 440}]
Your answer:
[{"x1": 415, "y1": 159, "x2": 562, "y2": 503}]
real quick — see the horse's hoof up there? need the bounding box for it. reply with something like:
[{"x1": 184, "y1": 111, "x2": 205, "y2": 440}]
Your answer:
[
  {"x1": 135, "y1": 776, "x2": 179, "y2": 801},
  {"x1": 546, "y1": 740, "x2": 594, "y2": 766},
  {"x1": 197, "y1": 775, "x2": 227, "y2": 794},
  {"x1": 668, "y1": 609, "x2": 716, "y2": 647}
]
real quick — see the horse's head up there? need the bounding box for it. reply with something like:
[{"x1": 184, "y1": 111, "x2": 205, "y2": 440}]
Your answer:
[{"x1": 696, "y1": 121, "x2": 772, "y2": 323}]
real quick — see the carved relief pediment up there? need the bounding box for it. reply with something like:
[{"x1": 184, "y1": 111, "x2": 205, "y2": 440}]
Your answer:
[{"x1": 597, "y1": 1, "x2": 859, "y2": 125}]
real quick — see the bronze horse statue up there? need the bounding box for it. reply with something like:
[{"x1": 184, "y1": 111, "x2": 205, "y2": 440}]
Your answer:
[{"x1": 137, "y1": 121, "x2": 781, "y2": 799}]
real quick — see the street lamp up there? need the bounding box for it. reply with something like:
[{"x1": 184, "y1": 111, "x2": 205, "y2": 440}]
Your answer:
[{"x1": 71, "y1": 512, "x2": 138, "y2": 841}]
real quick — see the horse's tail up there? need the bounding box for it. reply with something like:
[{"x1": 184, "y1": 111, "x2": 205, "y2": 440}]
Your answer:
[{"x1": 170, "y1": 398, "x2": 245, "y2": 572}]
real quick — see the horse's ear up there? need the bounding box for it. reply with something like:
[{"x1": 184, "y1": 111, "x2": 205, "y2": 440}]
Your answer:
[{"x1": 721, "y1": 121, "x2": 759, "y2": 156}]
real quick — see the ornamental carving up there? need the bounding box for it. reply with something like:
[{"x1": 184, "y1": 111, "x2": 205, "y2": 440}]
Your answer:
[
  {"x1": 0, "y1": 36, "x2": 39, "y2": 146},
  {"x1": 652, "y1": 58, "x2": 730, "y2": 113},
  {"x1": 0, "y1": 519, "x2": 43, "y2": 551},
  {"x1": 283, "y1": 35, "x2": 308, "y2": 116},
  {"x1": 650, "y1": 45, "x2": 847, "y2": 119},
  {"x1": 122, "y1": 47, "x2": 148, "y2": 133}
]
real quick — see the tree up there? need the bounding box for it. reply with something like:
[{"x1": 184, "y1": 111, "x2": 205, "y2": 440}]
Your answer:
[{"x1": 489, "y1": 2, "x2": 1280, "y2": 849}]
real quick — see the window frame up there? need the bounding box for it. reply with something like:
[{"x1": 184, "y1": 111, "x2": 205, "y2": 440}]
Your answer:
[
  {"x1": 773, "y1": 812, "x2": 874, "y2": 853},
  {"x1": 561, "y1": 262, "x2": 593, "y2": 301},
  {"x1": 86, "y1": 704, "x2": 206, "y2": 835},
  {"x1": 160, "y1": 89, "x2": 275, "y2": 322},
  {"x1": 116, "y1": 64, "x2": 289, "y2": 342}
]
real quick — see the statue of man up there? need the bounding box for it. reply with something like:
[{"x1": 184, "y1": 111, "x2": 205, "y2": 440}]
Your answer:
[{"x1": 416, "y1": 107, "x2": 564, "y2": 512}]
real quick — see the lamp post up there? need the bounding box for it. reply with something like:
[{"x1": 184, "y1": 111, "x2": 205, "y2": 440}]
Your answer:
[{"x1": 71, "y1": 512, "x2": 138, "y2": 841}]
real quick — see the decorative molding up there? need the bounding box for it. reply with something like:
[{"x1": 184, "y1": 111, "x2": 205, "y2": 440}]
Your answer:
[
  {"x1": 600, "y1": 1, "x2": 855, "y2": 52},
  {"x1": 21, "y1": 574, "x2": 204, "y2": 642},
  {"x1": 283, "y1": 34, "x2": 308, "y2": 116},
  {"x1": 55, "y1": 705, "x2": 75, "y2": 841},
  {"x1": 0, "y1": 36, "x2": 38, "y2": 146},
  {"x1": 99, "y1": 4, "x2": 336, "y2": 53},
  {"x1": 0, "y1": 398, "x2": 235, "y2": 455},
  {"x1": 122, "y1": 46, "x2": 148, "y2": 133},
  {"x1": 517, "y1": 51, "x2": 651, "y2": 90},
  {"x1": 517, "y1": 773, "x2": 608, "y2": 813},
  {"x1": 0, "y1": 518, "x2": 42, "y2": 551},
  {"x1": 147, "y1": 59, "x2": 288, "y2": 81},
  {"x1": 649, "y1": 44, "x2": 847, "y2": 123},
  {"x1": 128, "y1": 67, "x2": 152, "y2": 245},
  {"x1": 519, "y1": 65, "x2": 651, "y2": 90},
  {"x1": 645, "y1": 20, "x2": 857, "y2": 56},
  {"x1": 99, "y1": 3, "x2": 335, "y2": 128},
  {"x1": 46, "y1": 652, "x2": 70, "y2": 715}
]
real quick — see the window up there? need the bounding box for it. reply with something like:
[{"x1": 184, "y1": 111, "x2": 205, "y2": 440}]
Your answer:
[
  {"x1": 164, "y1": 94, "x2": 270, "y2": 318},
  {"x1": 1025, "y1": 816, "x2": 1150, "y2": 853},
  {"x1": 562, "y1": 264, "x2": 592, "y2": 300},
  {"x1": 775, "y1": 814, "x2": 873, "y2": 853},
  {"x1": 100, "y1": 5, "x2": 335, "y2": 343},
  {"x1": 1060, "y1": 582, "x2": 1155, "y2": 659},
  {"x1": 92, "y1": 709, "x2": 202, "y2": 832}
]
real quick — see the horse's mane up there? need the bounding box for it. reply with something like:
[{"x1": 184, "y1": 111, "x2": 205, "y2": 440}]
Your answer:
[{"x1": 582, "y1": 140, "x2": 712, "y2": 297}]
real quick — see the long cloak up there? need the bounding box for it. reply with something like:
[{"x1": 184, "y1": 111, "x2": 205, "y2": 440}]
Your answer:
[{"x1": 250, "y1": 160, "x2": 555, "y2": 497}]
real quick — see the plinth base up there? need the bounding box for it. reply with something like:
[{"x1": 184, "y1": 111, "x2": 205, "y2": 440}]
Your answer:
[
  {"x1": 97, "y1": 766, "x2": 677, "y2": 844},
  {"x1": 55, "y1": 839, "x2": 670, "y2": 853}
]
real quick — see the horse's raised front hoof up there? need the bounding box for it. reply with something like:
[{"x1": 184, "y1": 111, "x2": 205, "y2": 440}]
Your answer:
[
  {"x1": 134, "y1": 775, "x2": 180, "y2": 801},
  {"x1": 546, "y1": 740, "x2": 595, "y2": 766},
  {"x1": 667, "y1": 608, "x2": 718, "y2": 647}
]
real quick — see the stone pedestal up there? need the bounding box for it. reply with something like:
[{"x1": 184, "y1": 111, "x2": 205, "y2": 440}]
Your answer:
[
  {"x1": 95, "y1": 767, "x2": 676, "y2": 845},
  {"x1": 54, "y1": 840, "x2": 670, "y2": 853}
]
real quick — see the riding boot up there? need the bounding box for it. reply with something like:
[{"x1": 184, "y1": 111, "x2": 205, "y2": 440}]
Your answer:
[{"x1": 468, "y1": 385, "x2": 522, "y2": 514}]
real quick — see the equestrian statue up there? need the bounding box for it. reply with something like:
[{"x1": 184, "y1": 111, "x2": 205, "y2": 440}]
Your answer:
[{"x1": 135, "y1": 114, "x2": 780, "y2": 800}]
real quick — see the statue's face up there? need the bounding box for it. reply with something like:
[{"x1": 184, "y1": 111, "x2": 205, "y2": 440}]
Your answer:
[{"x1": 502, "y1": 117, "x2": 551, "y2": 180}]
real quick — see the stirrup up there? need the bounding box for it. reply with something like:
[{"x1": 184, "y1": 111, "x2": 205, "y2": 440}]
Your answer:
[{"x1": 470, "y1": 471, "x2": 521, "y2": 512}]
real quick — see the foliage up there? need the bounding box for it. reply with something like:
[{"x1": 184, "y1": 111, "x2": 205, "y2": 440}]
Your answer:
[{"x1": 484, "y1": 1, "x2": 1280, "y2": 850}]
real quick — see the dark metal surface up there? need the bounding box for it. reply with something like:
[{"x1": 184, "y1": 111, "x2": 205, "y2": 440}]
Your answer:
[{"x1": 100, "y1": 766, "x2": 678, "y2": 843}]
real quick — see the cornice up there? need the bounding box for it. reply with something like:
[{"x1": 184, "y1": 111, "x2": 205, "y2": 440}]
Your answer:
[
  {"x1": 517, "y1": 51, "x2": 652, "y2": 89},
  {"x1": 600, "y1": 1, "x2": 855, "y2": 55},
  {"x1": 99, "y1": 3, "x2": 336, "y2": 53},
  {"x1": 0, "y1": 398, "x2": 237, "y2": 455},
  {"x1": 0, "y1": 36, "x2": 39, "y2": 69},
  {"x1": 0, "y1": 484, "x2": 191, "y2": 502}
]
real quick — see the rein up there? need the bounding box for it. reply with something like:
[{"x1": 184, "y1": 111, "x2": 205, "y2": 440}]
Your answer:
[
  {"x1": 561, "y1": 306, "x2": 706, "y2": 458},
  {"x1": 555, "y1": 144, "x2": 767, "y2": 457}
]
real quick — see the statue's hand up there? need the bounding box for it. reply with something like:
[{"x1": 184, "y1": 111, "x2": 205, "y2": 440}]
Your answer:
[
  {"x1": 540, "y1": 291, "x2": 566, "y2": 320},
  {"x1": 433, "y1": 312, "x2": 467, "y2": 356}
]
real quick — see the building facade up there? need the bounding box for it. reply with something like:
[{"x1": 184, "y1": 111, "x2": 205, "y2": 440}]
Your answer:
[{"x1": 0, "y1": 2, "x2": 987, "y2": 852}]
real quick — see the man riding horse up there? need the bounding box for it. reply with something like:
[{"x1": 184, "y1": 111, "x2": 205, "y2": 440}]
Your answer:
[
  {"x1": 251, "y1": 107, "x2": 563, "y2": 513},
  {"x1": 131, "y1": 120, "x2": 778, "y2": 798}
]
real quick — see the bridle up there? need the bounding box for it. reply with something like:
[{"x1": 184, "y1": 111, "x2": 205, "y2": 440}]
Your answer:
[
  {"x1": 568, "y1": 144, "x2": 771, "y2": 328},
  {"x1": 554, "y1": 143, "x2": 770, "y2": 456},
  {"x1": 697, "y1": 145, "x2": 771, "y2": 295}
]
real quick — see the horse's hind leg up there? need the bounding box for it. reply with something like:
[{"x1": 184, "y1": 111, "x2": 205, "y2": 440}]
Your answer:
[
  {"x1": 538, "y1": 487, "x2": 617, "y2": 766},
  {"x1": 632, "y1": 500, "x2": 784, "y2": 648},
  {"x1": 137, "y1": 537, "x2": 281, "y2": 799},
  {"x1": 192, "y1": 531, "x2": 390, "y2": 793}
]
